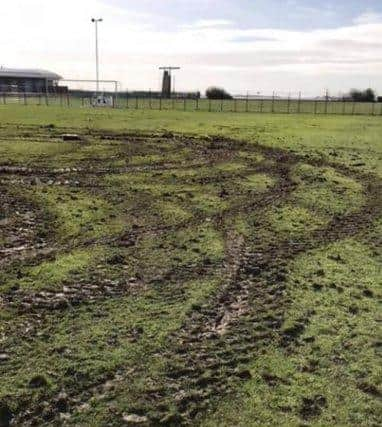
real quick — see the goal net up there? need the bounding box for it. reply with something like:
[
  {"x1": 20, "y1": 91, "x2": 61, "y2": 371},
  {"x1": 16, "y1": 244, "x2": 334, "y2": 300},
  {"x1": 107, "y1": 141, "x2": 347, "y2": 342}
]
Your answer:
[{"x1": 59, "y1": 79, "x2": 120, "y2": 107}]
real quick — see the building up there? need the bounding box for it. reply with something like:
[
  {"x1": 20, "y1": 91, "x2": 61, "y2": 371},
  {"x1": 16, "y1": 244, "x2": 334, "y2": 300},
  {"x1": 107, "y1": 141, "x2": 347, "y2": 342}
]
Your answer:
[
  {"x1": 161, "y1": 71, "x2": 171, "y2": 98},
  {"x1": 0, "y1": 67, "x2": 62, "y2": 93}
]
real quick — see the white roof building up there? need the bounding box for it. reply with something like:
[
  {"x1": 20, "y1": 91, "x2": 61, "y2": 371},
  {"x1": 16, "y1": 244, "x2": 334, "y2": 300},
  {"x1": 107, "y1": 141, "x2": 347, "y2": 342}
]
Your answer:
[
  {"x1": 0, "y1": 67, "x2": 63, "y2": 92},
  {"x1": 0, "y1": 67, "x2": 62, "y2": 81}
]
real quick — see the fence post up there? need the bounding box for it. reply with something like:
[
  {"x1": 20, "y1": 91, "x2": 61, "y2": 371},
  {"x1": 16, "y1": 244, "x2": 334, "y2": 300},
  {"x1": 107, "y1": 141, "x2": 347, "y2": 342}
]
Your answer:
[
  {"x1": 2, "y1": 93, "x2": 5, "y2": 105},
  {"x1": 159, "y1": 97, "x2": 162, "y2": 110},
  {"x1": 23, "y1": 92, "x2": 27, "y2": 106},
  {"x1": 126, "y1": 92, "x2": 129, "y2": 109},
  {"x1": 45, "y1": 92, "x2": 49, "y2": 106},
  {"x1": 287, "y1": 94, "x2": 291, "y2": 114},
  {"x1": 314, "y1": 100, "x2": 318, "y2": 115},
  {"x1": 234, "y1": 98, "x2": 237, "y2": 113},
  {"x1": 260, "y1": 98, "x2": 263, "y2": 113},
  {"x1": 246, "y1": 94, "x2": 249, "y2": 112},
  {"x1": 342, "y1": 100, "x2": 346, "y2": 115},
  {"x1": 208, "y1": 98, "x2": 211, "y2": 112},
  {"x1": 372, "y1": 102, "x2": 375, "y2": 116},
  {"x1": 324, "y1": 90, "x2": 329, "y2": 114},
  {"x1": 380, "y1": 102, "x2": 382, "y2": 116},
  {"x1": 66, "y1": 93, "x2": 70, "y2": 107},
  {"x1": 271, "y1": 92, "x2": 275, "y2": 113},
  {"x1": 183, "y1": 97, "x2": 186, "y2": 111},
  {"x1": 352, "y1": 102, "x2": 356, "y2": 115},
  {"x1": 220, "y1": 98, "x2": 223, "y2": 112},
  {"x1": 196, "y1": 98, "x2": 199, "y2": 111},
  {"x1": 297, "y1": 92, "x2": 301, "y2": 113}
]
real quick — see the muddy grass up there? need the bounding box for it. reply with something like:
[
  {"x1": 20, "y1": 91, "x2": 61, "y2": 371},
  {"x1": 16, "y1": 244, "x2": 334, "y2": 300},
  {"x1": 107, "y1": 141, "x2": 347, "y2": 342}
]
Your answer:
[{"x1": 0, "y1": 123, "x2": 381, "y2": 426}]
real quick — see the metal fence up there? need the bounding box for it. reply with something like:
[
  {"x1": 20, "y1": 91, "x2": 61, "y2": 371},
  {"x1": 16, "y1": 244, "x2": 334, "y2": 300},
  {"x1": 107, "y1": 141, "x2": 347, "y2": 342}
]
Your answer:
[{"x1": 1, "y1": 92, "x2": 381, "y2": 116}]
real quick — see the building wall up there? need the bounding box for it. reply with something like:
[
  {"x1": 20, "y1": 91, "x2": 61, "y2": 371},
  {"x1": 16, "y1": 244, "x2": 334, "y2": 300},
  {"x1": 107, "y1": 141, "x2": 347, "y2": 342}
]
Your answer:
[{"x1": 0, "y1": 77, "x2": 57, "y2": 93}]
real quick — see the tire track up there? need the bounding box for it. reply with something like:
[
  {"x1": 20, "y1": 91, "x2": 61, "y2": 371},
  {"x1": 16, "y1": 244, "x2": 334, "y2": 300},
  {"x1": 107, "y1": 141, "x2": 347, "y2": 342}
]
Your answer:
[{"x1": 2, "y1": 132, "x2": 381, "y2": 426}]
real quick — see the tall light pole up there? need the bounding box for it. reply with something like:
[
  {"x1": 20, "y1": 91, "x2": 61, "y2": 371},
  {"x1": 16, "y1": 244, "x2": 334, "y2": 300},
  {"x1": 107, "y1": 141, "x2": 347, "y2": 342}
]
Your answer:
[{"x1": 91, "y1": 18, "x2": 103, "y2": 94}]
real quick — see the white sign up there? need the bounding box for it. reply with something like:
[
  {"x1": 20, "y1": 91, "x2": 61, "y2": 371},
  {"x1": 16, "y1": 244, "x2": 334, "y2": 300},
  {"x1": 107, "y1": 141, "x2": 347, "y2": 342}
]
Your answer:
[{"x1": 92, "y1": 95, "x2": 113, "y2": 107}]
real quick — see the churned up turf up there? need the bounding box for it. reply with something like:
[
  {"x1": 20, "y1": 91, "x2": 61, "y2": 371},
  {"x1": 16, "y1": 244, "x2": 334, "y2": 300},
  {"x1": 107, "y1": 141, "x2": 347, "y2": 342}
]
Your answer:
[{"x1": 0, "y1": 107, "x2": 381, "y2": 426}]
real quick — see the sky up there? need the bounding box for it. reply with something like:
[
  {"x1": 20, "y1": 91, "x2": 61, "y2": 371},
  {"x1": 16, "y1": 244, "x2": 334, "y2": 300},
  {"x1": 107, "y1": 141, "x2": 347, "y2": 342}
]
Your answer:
[{"x1": 1, "y1": 0, "x2": 382, "y2": 95}]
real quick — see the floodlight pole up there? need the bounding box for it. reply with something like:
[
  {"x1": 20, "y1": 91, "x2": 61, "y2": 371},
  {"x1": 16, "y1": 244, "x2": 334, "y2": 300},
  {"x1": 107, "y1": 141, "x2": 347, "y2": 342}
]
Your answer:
[{"x1": 91, "y1": 18, "x2": 103, "y2": 94}]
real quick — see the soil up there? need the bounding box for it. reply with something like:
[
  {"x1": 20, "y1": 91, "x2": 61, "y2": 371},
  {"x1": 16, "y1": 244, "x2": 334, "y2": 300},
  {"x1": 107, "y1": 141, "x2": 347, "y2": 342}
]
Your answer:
[{"x1": 1, "y1": 129, "x2": 381, "y2": 426}]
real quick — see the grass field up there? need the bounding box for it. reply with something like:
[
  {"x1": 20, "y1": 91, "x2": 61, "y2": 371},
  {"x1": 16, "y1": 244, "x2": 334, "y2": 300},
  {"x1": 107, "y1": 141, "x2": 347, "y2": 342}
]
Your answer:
[{"x1": 0, "y1": 105, "x2": 381, "y2": 426}]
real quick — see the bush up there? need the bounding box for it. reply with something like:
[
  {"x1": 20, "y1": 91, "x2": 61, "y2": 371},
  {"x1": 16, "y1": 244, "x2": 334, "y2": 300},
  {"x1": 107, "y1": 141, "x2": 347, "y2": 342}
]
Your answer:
[
  {"x1": 349, "y1": 88, "x2": 376, "y2": 102},
  {"x1": 206, "y1": 87, "x2": 233, "y2": 100}
]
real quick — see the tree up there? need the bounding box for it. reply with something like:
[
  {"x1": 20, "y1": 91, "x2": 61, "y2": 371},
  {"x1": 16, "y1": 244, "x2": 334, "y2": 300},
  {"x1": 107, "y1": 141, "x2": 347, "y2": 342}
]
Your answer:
[
  {"x1": 349, "y1": 88, "x2": 376, "y2": 102},
  {"x1": 364, "y1": 88, "x2": 376, "y2": 102},
  {"x1": 206, "y1": 87, "x2": 233, "y2": 100}
]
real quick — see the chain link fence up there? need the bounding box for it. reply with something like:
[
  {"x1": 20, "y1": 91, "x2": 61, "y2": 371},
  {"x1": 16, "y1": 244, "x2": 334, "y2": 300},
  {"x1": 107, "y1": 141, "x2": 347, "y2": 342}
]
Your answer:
[{"x1": 1, "y1": 92, "x2": 381, "y2": 116}]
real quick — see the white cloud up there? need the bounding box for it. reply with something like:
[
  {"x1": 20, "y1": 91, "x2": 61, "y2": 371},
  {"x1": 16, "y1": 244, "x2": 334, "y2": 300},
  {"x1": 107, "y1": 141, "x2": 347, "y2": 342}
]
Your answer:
[
  {"x1": 0, "y1": 1, "x2": 381, "y2": 95},
  {"x1": 353, "y1": 11, "x2": 382, "y2": 25},
  {"x1": 185, "y1": 19, "x2": 233, "y2": 28}
]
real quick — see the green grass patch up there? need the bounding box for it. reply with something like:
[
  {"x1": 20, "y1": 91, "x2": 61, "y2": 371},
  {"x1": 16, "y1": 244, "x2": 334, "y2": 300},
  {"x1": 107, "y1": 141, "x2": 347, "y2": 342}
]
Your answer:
[
  {"x1": 0, "y1": 107, "x2": 380, "y2": 426},
  {"x1": 292, "y1": 163, "x2": 366, "y2": 216},
  {"x1": 205, "y1": 238, "x2": 381, "y2": 426},
  {"x1": 269, "y1": 205, "x2": 328, "y2": 235},
  {"x1": 189, "y1": 193, "x2": 229, "y2": 215},
  {"x1": 134, "y1": 224, "x2": 224, "y2": 282},
  {"x1": 239, "y1": 173, "x2": 275, "y2": 192},
  {"x1": 1, "y1": 247, "x2": 105, "y2": 292},
  {"x1": 1, "y1": 276, "x2": 221, "y2": 422},
  {"x1": 154, "y1": 201, "x2": 192, "y2": 225},
  {"x1": 29, "y1": 186, "x2": 124, "y2": 242},
  {"x1": 0, "y1": 140, "x2": 77, "y2": 165}
]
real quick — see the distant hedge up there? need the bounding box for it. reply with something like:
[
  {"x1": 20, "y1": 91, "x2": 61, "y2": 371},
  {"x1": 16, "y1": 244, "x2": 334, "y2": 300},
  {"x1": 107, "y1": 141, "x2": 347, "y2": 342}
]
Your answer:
[
  {"x1": 206, "y1": 87, "x2": 233, "y2": 100},
  {"x1": 349, "y1": 88, "x2": 376, "y2": 102}
]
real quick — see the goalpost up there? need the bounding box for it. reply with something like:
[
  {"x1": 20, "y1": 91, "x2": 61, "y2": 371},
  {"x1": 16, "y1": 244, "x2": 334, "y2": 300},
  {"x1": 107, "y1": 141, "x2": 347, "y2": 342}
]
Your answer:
[{"x1": 59, "y1": 79, "x2": 120, "y2": 108}]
